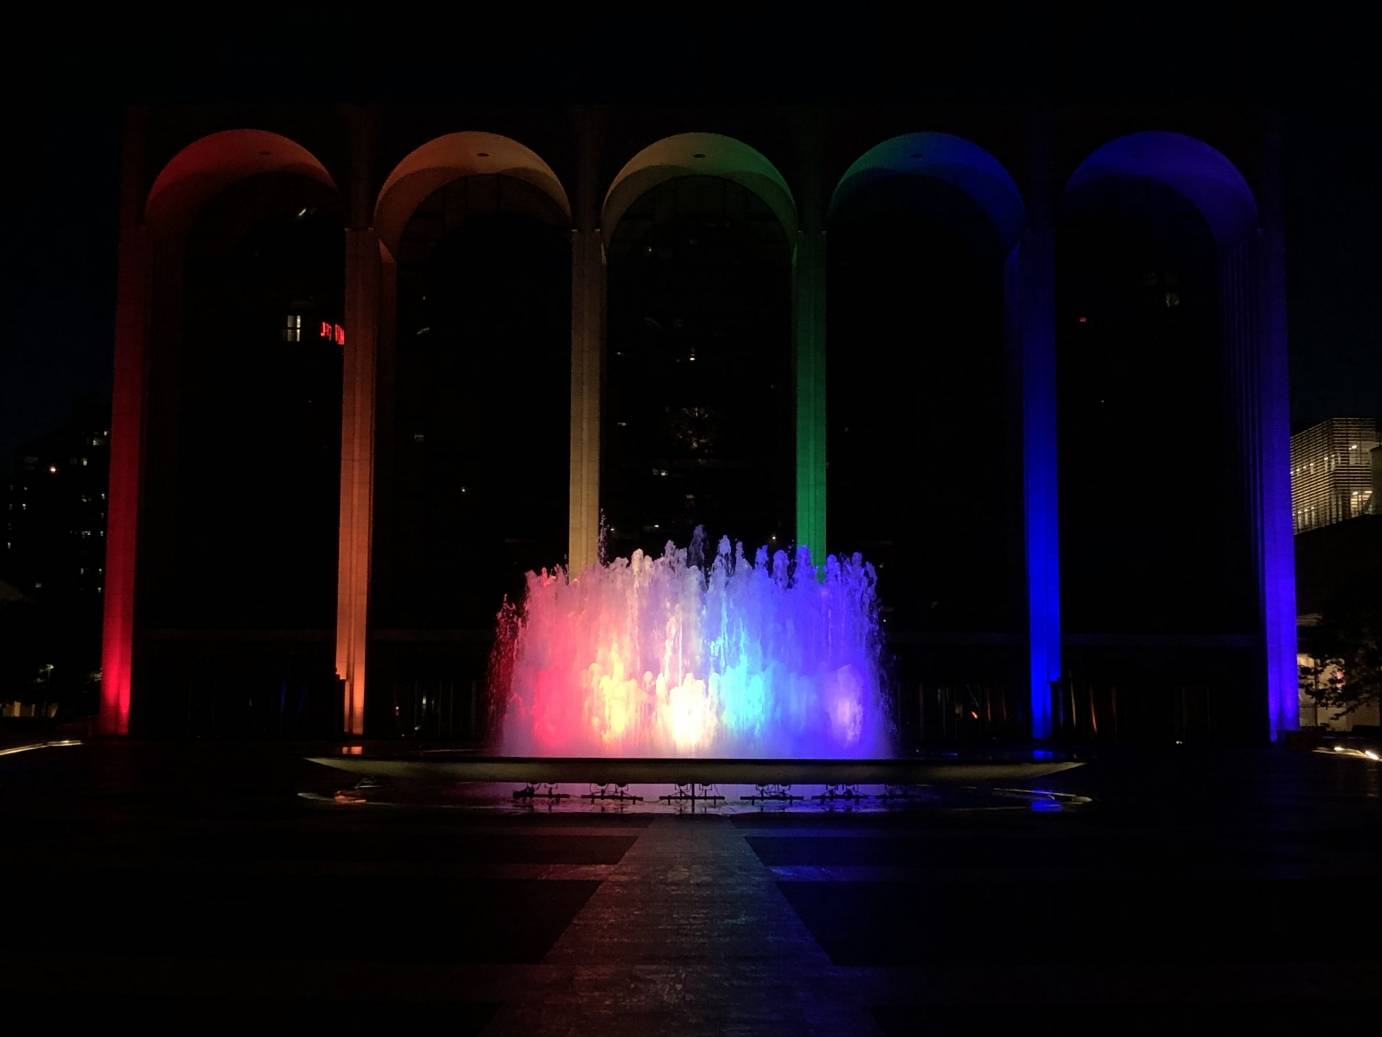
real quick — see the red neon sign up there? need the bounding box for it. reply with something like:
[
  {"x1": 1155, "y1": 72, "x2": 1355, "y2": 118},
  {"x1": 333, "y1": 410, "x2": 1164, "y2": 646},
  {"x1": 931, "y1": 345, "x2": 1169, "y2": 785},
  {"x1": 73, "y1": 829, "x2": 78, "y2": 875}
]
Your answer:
[{"x1": 320, "y1": 322, "x2": 345, "y2": 345}]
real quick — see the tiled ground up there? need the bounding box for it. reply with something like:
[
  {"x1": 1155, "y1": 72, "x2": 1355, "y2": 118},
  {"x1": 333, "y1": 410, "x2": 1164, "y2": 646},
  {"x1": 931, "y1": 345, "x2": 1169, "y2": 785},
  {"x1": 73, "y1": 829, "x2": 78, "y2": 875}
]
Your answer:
[{"x1": 1, "y1": 742, "x2": 1378, "y2": 1034}]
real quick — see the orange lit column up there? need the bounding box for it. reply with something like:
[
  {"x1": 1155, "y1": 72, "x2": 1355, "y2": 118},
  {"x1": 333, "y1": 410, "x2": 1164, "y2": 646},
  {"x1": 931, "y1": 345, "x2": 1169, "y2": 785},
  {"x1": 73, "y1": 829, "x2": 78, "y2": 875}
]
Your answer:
[
  {"x1": 336, "y1": 229, "x2": 381, "y2": 736},
  {"x1": 569, "y1": 230, "x2": 605, "y2": 573},
  {"x1": 99, "y1": 223, "x2": 151, "y2": 736},
  {"x1": 568, "y1": 110, "x2": 605, "y2": 573}
]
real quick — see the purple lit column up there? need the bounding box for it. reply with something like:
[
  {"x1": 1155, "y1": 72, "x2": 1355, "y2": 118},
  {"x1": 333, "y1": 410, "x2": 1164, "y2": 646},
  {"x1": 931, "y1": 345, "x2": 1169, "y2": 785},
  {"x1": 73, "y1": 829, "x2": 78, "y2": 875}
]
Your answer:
[{"x1": 1224, "y1": 132, "x2": 1297, "y2": 741}]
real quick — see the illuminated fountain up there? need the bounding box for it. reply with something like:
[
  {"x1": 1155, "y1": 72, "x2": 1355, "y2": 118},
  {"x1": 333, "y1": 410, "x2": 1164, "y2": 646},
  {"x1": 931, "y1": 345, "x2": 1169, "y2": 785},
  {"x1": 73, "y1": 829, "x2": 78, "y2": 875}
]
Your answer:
[{"x1": 493, "y1": 529, "x2": 891, "y2": 758}]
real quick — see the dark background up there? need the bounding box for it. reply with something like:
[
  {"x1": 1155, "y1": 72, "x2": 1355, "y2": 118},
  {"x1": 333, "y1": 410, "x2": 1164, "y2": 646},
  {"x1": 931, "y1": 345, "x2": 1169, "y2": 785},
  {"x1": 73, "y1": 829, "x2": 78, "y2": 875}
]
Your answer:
[{"x1": 4, "y1": 8, "x2": 1378, "y2": 476}]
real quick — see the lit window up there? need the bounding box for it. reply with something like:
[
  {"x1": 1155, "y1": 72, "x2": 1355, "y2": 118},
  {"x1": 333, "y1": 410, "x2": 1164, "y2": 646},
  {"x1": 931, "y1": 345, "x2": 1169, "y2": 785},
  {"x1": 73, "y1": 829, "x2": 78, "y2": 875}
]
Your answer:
[{"x1": 283, "y1": 314, "x2": 303, "y2": 343}]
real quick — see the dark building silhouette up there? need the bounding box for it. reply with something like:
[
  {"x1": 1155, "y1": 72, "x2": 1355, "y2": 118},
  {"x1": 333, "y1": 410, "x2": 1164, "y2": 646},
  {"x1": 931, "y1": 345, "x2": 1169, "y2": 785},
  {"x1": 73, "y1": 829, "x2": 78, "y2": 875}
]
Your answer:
[{"x1": 1, "y1": 395, "x2": 109, "y2": 714}]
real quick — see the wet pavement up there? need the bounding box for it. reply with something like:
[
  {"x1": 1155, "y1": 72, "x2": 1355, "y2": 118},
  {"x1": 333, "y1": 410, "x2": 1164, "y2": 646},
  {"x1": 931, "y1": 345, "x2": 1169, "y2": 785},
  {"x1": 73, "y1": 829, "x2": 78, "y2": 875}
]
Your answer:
[{"x1": 1, "y1": 740, "x2": 1379, "y2": 1033}]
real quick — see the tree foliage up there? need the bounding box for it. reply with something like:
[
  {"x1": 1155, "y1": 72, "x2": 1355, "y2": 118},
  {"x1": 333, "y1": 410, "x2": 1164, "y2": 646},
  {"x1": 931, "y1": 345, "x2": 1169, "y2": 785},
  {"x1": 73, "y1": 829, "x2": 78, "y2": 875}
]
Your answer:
[{"x1": 1300, "y1": 601, "x2": 1382, "y2": 721}]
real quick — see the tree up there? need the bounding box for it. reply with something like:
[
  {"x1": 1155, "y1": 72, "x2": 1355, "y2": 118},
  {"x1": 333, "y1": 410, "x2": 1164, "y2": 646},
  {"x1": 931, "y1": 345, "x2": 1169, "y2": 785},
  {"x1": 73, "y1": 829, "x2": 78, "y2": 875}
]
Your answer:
[{"x1": 1300, "y1": 600, "x2": 1382, "y2": 722}]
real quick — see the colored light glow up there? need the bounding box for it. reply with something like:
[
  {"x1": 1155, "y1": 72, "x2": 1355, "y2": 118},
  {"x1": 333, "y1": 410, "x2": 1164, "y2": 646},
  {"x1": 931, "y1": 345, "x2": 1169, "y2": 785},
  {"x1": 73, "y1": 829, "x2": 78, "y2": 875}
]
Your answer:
[
  {"x1": 495, "y1": 531, "x2": 891, "y2": 758},
  {"x1": 1008, "y1": 242, "x2": 1060, "y2": 740},
  {"x1": 0, "y1": 740, "x2": 82, "y2": 757}
]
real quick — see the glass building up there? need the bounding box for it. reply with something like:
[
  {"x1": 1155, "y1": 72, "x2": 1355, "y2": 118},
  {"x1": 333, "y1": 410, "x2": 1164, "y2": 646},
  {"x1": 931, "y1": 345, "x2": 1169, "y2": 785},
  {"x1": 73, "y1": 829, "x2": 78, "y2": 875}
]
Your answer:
[{"x1": 1290, "y1": 417, "x2": 1379, "y2": 533}]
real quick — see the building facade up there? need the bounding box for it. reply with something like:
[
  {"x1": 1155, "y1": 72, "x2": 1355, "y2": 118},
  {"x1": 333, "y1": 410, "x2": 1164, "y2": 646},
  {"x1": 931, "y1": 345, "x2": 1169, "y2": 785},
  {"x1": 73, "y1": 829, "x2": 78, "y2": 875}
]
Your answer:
[
  {"x1": 99, "y1": 101, "x2": 1298, "y2": 744},
  {"x1": 1290, "y1": 417, "x2": 1379, "y2": 533}
]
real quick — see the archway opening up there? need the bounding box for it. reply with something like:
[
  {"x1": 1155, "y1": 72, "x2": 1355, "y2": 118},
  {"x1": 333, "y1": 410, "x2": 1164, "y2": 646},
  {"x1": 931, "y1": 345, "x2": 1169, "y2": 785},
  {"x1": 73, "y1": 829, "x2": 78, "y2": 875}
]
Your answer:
[
  {"x1": 368, "y1": 173, "x2": 571, "y2": 739},
  {"x1": 603, "y1": 173, "x2": 793, "y2": 560},
  {"x1": 141, "y1": 171, "x2": 345, "y2": 736},
  {"x1": 829, "y1": 134, "x2": 1025, "y2": 745},
  {"x1": 1058, "y1": 133, "x2": 1261, "y2": 742}
]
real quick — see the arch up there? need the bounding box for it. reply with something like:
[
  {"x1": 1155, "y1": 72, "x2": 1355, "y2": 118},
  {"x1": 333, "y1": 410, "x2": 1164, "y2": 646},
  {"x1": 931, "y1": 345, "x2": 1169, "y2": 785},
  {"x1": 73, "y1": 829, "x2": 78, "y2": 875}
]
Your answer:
[
  {"x1": 374, "y1": 132, "x2": 571, "y2": 257},
  {"x1": 827, "y1": 130, "x2": 1029, "y2": 736},
  {"x1": 832, "y1": 132, "x2": 1025, "y2": 254},
  {"x1": 603, "y1": 132, "x2": 797, "y2": 236},
  {"x1": 1058, "y1": 129, "x2": 1293, "y2": 742},
  {"x1": 146, "y1": 129, "x2": 337, "y2": 235},
  {"x1": 1065, "y1": 131, "x2": 1258, "y2": 247}
]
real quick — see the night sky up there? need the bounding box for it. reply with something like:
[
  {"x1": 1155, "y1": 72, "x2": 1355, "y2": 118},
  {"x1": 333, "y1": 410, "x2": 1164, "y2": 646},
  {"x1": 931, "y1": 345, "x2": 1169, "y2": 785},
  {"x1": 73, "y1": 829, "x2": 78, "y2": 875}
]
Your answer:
[{"x1": 4, "y1": 11, "x2": 1379, "y2": 475}]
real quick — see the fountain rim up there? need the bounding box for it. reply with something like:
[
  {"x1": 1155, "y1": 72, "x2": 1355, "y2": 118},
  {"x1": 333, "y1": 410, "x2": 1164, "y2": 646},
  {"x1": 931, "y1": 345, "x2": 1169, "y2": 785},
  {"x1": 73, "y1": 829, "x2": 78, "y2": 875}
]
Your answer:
[{"x1": 306, "y1": 752, "x2": 1083, "y2": 785}]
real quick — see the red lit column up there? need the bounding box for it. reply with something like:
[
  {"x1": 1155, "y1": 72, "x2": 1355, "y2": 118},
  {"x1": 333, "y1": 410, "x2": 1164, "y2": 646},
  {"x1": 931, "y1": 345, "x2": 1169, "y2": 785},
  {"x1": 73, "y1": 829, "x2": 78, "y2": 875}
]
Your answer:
[
  {"x1": 99, "y1": 224, "x2": 152, "y2": 735},
  {"x1": 568, "y1": 110, "x2": 605, "y2": 573},
  {"x1": 99, "y1": 112, "x2": 151, "y2": 736}
]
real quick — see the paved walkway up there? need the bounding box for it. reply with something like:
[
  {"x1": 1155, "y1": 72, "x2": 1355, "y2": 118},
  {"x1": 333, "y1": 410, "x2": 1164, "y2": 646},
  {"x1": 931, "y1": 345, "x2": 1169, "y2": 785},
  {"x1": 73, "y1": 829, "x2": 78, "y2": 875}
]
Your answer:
[{"x1": 486, "y1": 816, "x2": 872, "y2": 1036}]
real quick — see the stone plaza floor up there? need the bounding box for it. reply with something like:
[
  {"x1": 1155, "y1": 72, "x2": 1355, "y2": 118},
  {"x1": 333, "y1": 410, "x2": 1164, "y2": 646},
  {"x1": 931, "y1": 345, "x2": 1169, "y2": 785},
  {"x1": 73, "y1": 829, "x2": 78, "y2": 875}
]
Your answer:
[{"x1": 1, "y1": 739, "x2": 1379, "y2": 1033}]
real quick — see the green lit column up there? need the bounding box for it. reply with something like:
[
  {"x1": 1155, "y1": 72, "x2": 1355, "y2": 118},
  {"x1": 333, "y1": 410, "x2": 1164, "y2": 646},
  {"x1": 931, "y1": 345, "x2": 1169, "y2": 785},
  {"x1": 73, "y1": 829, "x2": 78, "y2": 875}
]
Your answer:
[{"x1": 793, "y1": 230, "x2": 827, "y2": 565}]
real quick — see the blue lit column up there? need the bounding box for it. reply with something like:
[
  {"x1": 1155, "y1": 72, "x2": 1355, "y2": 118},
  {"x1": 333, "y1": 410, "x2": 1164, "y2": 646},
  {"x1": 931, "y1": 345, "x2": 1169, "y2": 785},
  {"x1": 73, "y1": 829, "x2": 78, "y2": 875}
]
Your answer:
[
  {"x1": 1225, "y1": 131, "x2": 1297, "y2": 742},
  {"x1": 1012, "y1": 124, "x2": 1060, "y2": 740}
]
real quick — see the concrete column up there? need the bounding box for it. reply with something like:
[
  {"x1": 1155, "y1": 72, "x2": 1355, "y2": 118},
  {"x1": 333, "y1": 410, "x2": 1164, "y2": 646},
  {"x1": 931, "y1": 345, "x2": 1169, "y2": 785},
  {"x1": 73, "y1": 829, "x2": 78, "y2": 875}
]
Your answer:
[
  {"x1": 1258, "y1": 130, "x2": 1298, "y2": 742},
  {"x1": 99, "y1": 110, "x2": 150, "y2": 736},
  {"x1": 1222, "y1": 131, "x2": 1296, "y2": 741},
  {"x1": 99, "y1": 225, "x2": 151, "y2": 736},
  {"x1": 336, "y1": 229, "x2": 380, "y2": 736},
  {"x1": 791, "y1": 115, "x2": 828, "y2": 567},
  {"x1": 1013, "y1": 120, "x2": 1061, "y2": 740},
  {"x1": 568, "y1": 109, "x2": 605, "y2": 574},
  {"x1": 792, "y1": 231, "x2": 827, "y2": 565},
  {"x1": 335, "y1": 109, "x2": 379, "y2": 736},
  {"x1": 568, "y1": 230, "x2": 605, "y2": 573}
]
